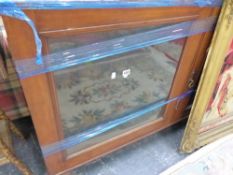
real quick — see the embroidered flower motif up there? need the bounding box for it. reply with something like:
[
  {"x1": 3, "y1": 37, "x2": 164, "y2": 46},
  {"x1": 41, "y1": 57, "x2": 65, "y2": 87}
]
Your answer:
[
  {"x1": 134, "y1": 91, "x2": 152, "y2": 105},
  {"x1": 122, "y1": 79, "x2": 139, "y2": 90},
  {"x1": 73, "y1": 109, "x2": 105, "y2": 128},
  {"x1": 92, "y1": 84, "x2": 120, "y2": 98},
  {"x1": 70, "y1": 90, "x2": 91, "y2": 105},
  {"x1": 55, "y1": 72, "x2": 80, "y2": 89},
  {"x1": 110, "y1": 101, "x2": 131, "y2": 114}
]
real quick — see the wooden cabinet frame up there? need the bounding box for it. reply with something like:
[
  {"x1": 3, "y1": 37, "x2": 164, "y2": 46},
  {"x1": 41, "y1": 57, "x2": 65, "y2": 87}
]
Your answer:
[{"x1": 3, "y1": 7, "x2": 219, "y2": 174}]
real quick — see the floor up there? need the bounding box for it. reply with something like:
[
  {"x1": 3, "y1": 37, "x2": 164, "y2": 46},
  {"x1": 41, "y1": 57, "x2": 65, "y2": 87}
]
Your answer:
[
  {"x1": 0, "y1": 118, "x2": 188, "y2": 175},
  {"x1": 161, "y1": 133, "x2": 233, "y2": 175}
]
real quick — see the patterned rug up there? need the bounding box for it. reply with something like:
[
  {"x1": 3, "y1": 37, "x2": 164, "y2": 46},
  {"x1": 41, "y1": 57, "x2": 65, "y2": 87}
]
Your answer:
[{"x1": 161, "y1": 134, "x2": 233, "y2": 175}]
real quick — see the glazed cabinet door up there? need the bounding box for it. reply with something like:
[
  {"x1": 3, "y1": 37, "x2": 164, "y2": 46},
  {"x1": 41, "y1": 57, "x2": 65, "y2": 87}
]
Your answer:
[{"x1": 3, "y1": 7, "x2": 219, "y2": 174}]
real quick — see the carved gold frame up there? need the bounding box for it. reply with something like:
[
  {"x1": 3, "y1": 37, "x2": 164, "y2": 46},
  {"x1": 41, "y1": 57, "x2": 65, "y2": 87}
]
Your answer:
[{"x1": 180, "y1": 0, "x2": 233, "y2": 153}]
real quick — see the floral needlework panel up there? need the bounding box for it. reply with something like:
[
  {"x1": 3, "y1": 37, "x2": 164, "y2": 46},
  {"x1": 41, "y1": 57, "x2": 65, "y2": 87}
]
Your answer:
[{"x1": 49, "y1": 32, "x2": 185, "y2": 153}]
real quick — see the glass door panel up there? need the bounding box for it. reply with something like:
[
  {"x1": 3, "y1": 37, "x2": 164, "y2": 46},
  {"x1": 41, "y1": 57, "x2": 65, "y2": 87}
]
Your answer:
[{"x1": 48, "y1": 28, "x2": 186, "y2": 157}]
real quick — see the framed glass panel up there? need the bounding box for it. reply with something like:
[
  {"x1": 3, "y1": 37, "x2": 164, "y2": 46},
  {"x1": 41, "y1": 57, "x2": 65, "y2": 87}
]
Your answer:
[{"x1": 48, "y1": 30, "x2": 185, "y2": 156}]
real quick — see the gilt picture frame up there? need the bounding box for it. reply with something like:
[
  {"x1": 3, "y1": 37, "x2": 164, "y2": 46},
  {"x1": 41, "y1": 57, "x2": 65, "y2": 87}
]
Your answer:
[{"x1": 181, "y1": 0, "x2": 233, "y2": 153}]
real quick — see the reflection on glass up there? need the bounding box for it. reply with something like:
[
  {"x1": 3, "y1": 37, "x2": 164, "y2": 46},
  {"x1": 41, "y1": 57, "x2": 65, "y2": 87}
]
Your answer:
[{"x1": 49, "y1": 29, "x2": 185, "y2": 156}]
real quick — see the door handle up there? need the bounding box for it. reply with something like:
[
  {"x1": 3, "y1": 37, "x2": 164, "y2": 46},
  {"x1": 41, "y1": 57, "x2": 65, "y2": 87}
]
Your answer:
[{"x1": 188, "y1": 79, "x2": 195, "y2": 89}]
